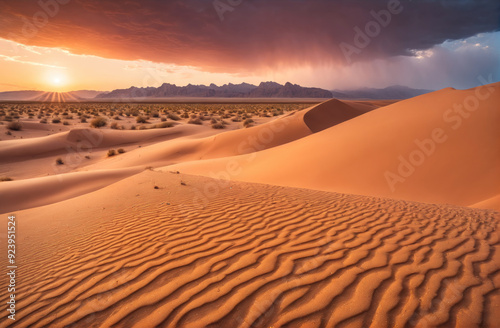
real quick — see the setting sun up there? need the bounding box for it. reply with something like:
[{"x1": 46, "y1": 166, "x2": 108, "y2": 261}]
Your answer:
[{"x1": 44, "y1": 70, "x2": 68, "y2": 91}]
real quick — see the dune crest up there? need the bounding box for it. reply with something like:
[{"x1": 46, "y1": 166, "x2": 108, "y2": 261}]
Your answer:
[
  {"x1": 303, "y1": 98, "x2": 367, "y2": 133},
  {"x1": 0, "y1": 167, "x2": 143, "y2": 214}
]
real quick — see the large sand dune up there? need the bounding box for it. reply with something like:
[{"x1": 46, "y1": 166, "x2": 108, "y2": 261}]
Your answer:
[
  {"x1": 48, "y1": 98, "x2": 379, "y2": 172},
  {"x1": 1, "y1": 172, "x2": 498, "y2": 327},
  {"x1": 168, "y1": 84, "x2": 500, "y2": 208},
  {"x1": 0, "y1": 98, "x2": 388, "y2": 211}
]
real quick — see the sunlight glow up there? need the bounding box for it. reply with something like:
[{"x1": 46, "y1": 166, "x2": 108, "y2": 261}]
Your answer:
[{"x1": 45, "y1": 70, "x2": 68, "y2": 91}]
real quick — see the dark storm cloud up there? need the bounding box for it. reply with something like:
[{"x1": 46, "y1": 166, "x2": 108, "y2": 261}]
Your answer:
[{"x1": 0, "y1": 0, "x2": 498, "y2": 72}]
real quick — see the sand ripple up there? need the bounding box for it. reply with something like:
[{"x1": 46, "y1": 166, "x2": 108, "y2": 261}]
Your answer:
[{"x1": 1, "y1": 181, "x2": 499, "y2": 327}]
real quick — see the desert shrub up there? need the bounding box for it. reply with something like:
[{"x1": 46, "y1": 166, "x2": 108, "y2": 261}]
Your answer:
[
  {"x1": 55, "y1": 158, "x2": 64, "y2": 165},
  {"x1": 52, "y1": 117, "x2": 61, "y2": 123},
  {"x1": 110, "y1": 122, "x2": 120, "y2": 129},
  {"x1": 39, "y1": 118, "x2": 47, "y2": 124},
  {"x1": 0, "y1": 177, "x2": 13, "y2": 182},
  {"x1": 232, "y1": 116, "x2": 242, "y2": 122},
  {"x1": 63, "y1": 121, "x2": 70, "y2": 125},
  {"x1": 117, "y1": 148, "x2": 125, "y2": 154},
  {"x1": 155, "y1": 122, "x2": 174, "y2": 128},
  {"x1": 211, "y1": 122, "x2": 225, "y2": 129},
  {"x1": 90, "y1": 116, "x2": 107, "y2": 128},
  {"x1": 160, "y1": 117, "x2": 167, "y2": 122},
  {"x1": 136, "y1": 115, "x2": 147, "y2": 124},
  {"x1": 7, "y1": 121, "x2": 22, "y2": 131},
  {"x1": 181, "y1": 112, "x2": 189, "y2": 118},
  {"x1": 187, "y1": 117, "x2": 203, "y2": 125},
  {"x1": 130, "y1": 125, "x2": 136, "y2": 130},
  {"x1": 80, "y1": 117, "x2": 87, "y2": 123},
  {"x1": 151, "y1": 111, "x2": 159, "y2": 118},
  {"x1": 107, "y1": 149, "x2": 116, "y2": 157},
  {"x1": 243, "y1": 118, "x2": 254, "y2": 128},
  {"x1": 167, "y1": 112, "x2": 181, "y2": 121},
  {"x1": 113, "y1": 116, "x2": 121, "y2": 120}
]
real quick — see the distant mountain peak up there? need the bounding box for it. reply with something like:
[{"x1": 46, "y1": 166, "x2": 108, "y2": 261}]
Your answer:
[{"x1": 96, "y1": 82, "x2": 333, "y2": 99}]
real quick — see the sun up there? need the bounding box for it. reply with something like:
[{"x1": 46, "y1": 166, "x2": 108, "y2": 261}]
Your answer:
[
  {"x1": 49, "y1": 74, "x2": 66, "y2": 88},
  {"x1": 44, "y1": 70, "x2": 69, "y2": 91}
]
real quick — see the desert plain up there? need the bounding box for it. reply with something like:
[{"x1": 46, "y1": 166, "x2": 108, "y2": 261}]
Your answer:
[{"x1": 0, "y1": 83, "x2": 499, "y2": 327}]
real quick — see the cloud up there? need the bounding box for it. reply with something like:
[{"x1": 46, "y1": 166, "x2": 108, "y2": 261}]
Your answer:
[
  {"x1": 0, "y1": 0, "x2": 498, "y2": 74},
  {"x1": 296, "y1": 32, "x2": 500, "y2": 90},
  {"x1": 0, "y1": 54, "x2": 66, "y2": 68}
]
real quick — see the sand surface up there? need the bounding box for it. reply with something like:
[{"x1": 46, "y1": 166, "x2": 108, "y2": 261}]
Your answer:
[{"x1": 1, "y1": 172, "x2": 499, "y2": 327}]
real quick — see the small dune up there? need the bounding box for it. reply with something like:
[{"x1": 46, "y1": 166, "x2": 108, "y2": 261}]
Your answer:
[
  {"x1": 302, "y1": 98, "x2": 369, "y2": 133},
  {"x1": 0, "y1": 167, "x2": 143, "y2": 213}
]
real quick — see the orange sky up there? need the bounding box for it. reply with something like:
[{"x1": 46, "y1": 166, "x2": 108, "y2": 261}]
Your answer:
[
  {"x1": 0, "y1": 38, "x2": 266, "y2": 92},
  {"x1": 0, "y1": 0, "x2": 498, "y2": 92}
]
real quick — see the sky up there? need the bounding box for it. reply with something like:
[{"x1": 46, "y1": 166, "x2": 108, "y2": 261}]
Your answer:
[{"x1": 0, "y1": 0, "x2": 499, "y2": 92}]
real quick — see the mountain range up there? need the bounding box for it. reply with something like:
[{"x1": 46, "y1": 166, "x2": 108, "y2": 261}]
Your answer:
[
  {"x1": 0, "y1": 83, "x2": 434, "y2": 101},
  {"x1": 96, "y1": 82, "x2": 333, "y2": 99},
  {"x1": 331, "y1": 85, "x2": 433, "y2": 100}
]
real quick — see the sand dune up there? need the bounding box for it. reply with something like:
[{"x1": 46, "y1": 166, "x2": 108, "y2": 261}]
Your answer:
[
  {"x1": 168, "y1": 83, "x2": 500, "y2": 208},
  {"x1": 0, "y1": 167, "x2": 143, "y2": 214},
  {"x1": 80, "y1": 99, "x2": 388, "y2": 173},
  {"x1": 0, "y1": 125, "x2": 212, "y2": 180},
  {"x1": 0, "y1": 125, "x2": 204, "y2": 162},
  {"x1": 79, "y1": 98, "x2": 380, "y2": 172},
  {"x1": 303, "y1": 98, "x2": 369, "y2": 133},
  {"x1": 1, "y1": 172, "x2": 498, "y2": 327},
  {"x1": 1, "y1": 99, "x2": 387, "y2": 183},
  {"x1": 471, "y1": 194, "x2": 500, "y2": 212}
]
